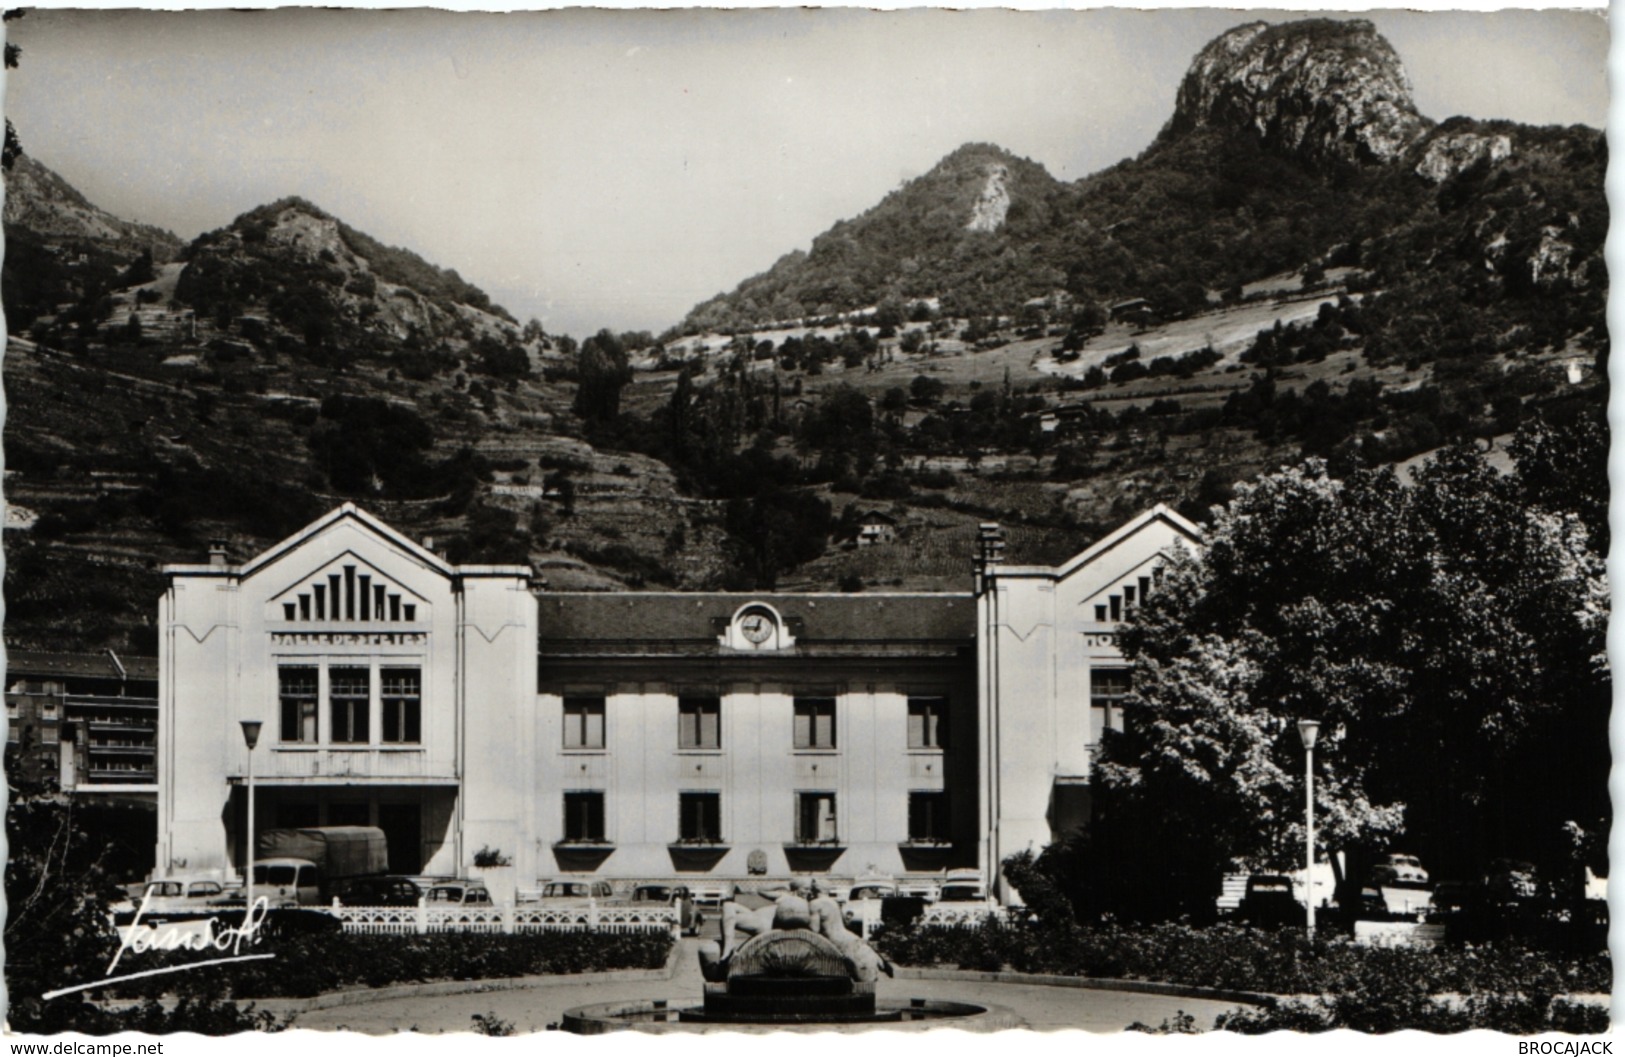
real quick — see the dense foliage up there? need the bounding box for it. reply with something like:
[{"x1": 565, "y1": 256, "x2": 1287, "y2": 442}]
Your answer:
[
  {"x1": 6, "y1": 757, "x2": 281, "y2": 1035},
  {"x1": 1090, "y1": 418, "x2": 1608, "y2": 919}
]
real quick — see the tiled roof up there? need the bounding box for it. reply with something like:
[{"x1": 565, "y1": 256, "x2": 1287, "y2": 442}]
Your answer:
[
  {"x1": 5, "y1": 649, "x2": 159, "y2": 681},
  {"x1": 536, "y1": 593, "x2": 975, "y2": 646}
]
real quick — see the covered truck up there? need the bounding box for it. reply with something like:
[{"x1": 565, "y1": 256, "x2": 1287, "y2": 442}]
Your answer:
[{"x1": 253, "y1": 826, "x2": 388, "y2": 905}]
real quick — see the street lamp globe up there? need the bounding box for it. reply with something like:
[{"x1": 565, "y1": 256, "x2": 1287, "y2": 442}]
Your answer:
[
  {"x1": 240, "y1": 719, "x2": 263, "y2": 750},
  {"x1": 1297, "y1": 719, "x2": 1320, "y2": 750}
]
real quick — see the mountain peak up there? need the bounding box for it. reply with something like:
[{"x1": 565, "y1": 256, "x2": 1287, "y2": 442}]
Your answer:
[
  {"x1": 3, "y1": 154, "x2": 182, "y2": 257},
  {"x1": 1157, "y1": 18, "x2": 1430, "y2": 167}
]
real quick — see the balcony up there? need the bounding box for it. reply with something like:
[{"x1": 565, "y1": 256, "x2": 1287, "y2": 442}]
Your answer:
[{"x1": 235, "y1": 747, "x2": 457, "y2": 784}]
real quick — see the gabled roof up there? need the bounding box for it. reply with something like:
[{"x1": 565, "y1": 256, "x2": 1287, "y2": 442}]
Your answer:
[
  {"x1": 242, "y1": 503, "x2": 454, "y2": 580},
  {"x1": 997, "y1": 504, "x2": 1202, "y2": 581}
]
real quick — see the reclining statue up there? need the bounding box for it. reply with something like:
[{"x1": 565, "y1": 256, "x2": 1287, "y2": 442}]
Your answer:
[{"x1": 708, "y1": 879, "x2": 893, "y2": 984}]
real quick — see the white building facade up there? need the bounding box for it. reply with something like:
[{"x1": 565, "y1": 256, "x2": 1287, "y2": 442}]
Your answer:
[{"x1": 155, "y1": 502, "x2": 1199, "y2": 900}]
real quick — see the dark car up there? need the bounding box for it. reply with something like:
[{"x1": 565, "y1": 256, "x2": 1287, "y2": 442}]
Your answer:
[
  {"x1": 1238, "y1": 874, "x2": 1303, "y2": 927},
  {"x1": 1481, "y1": 860, "x2": 1541, "y2": 906},
  {"x1": 335, "y1": 875, "x2": 423, "y2": 907}
]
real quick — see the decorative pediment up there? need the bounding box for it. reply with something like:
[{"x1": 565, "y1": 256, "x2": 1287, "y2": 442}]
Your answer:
[
  {"x1": 1079, "y1": 554, "x2": 1167, "y2": 625},
  {"x1": 267, "y1": 552, "x2": 429, "y2": 625}
]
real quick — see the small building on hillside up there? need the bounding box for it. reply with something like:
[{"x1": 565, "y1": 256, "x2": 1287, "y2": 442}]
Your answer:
[{"x1": 856, "y1": 511, "x2": 899, "y2": 547}]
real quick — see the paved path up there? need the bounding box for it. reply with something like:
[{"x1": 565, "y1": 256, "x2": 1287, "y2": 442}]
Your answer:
[{"x1": 282, "y1": 940, "x2": 1248, "y2": 1034}]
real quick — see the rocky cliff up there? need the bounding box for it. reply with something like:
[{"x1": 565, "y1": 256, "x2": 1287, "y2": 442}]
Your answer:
[{"x1": 1156, "y1": 19, "x2": 1431, "y2": 168}]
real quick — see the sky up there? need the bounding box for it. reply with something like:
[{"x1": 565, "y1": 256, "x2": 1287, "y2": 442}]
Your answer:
[{"x1": 4, "y1": 6, "x2": 1610, "y2": 338}]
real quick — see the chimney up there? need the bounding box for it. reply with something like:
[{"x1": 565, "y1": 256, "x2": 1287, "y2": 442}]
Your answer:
[
  {"x1": 973, "y1": 522, "x2": 1005, "y2": 593},
  {"x1": 208, "y1": 539, "x2": 229, "y2": 568},
  {"x1": 422, "y1": 536, "x2": 434, "y2": 551}
]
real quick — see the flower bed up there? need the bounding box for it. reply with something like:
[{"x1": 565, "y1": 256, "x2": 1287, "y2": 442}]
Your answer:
[{"x1": 104, "y1": 927, "x2": 675, "y2": 1000}]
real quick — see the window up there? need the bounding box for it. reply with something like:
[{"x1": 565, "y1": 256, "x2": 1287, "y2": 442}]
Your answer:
[
  {"x1": 1090, "y1": 668, "x2": 1132, "y2": 738},
  {"x1": 795, "y1": 792, "x2": 838, "y2": 844},
  {"x1": 279, "y1": 667, "x2": 319, "y2": 743},
  {"x1": 329, "y1": 666, "x2": 370, "y2": 744},
  {"x1": 679, "y1": 792, "x2": 722, "y2": 842},
  {"x1": 381, "y1": 667, "x2": 421, "y2": 744},
  {"x1": 678, "y1": 695, "x2": 721, "y2": 749},
  {"x1": 563, "y1": 791, "x2": 606, "y2": 842},
  {"x1": 908, "y1": 791, "x2": 950, "y2": 842},
  {"x1": 793, "y1": 696, "x2": 836, "y2": 750},
  {"x1": 563, "y1": 696, "x2": 606, "y2": 750},
  {"x1": 907, "y1": 696, "x2": 948, "y2": 750}
]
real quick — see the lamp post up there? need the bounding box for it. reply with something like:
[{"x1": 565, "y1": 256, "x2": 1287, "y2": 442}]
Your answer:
[
  {"x1": 240, "y1": 720, "x2": 263, "y2": 911},
  {"x1": 1297, "y1": 719, "x2": 1321, "y2": 940}
]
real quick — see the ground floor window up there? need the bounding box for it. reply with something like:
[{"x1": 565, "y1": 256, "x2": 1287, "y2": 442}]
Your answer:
[
  {"x1": 679, "y1": 791, "x2": 722, "y2": 842},
  {"x1": 908, "y1": 791, "x2": 950, "y2": 842},
  {"x1": 795, "y1": 791, "x2": 838, "y2": 843},
  {"x1": 564, "y1": 791, "x2": 606, "y2": 842}
]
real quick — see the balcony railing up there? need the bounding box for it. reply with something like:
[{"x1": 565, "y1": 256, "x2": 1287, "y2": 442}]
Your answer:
[{"x1": 246, "y1": 747, "x2": 454, "y2": 781}]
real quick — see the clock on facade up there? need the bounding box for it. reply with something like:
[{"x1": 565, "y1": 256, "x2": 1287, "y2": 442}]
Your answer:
[{"x1": 739, "y1": 608, "x2": 776, "y2": 644}]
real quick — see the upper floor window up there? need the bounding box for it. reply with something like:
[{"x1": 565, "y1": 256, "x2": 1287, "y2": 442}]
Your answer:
[
  {"x1": 793, "y1": 696, "x2": 836, "y2": 750},
  {"x1": 1092, "y1": 666, "x2": 1131, "y2": 741},
  {"x1": 279, "y1": 667, "x2": 319, "y2": 743},
  {"x1": 907, "y1": 696, "x2": 948, "y2": 750},
  {"x1": 329, "y1": 667, "x2": 370, "y2": 744},
  {"x1": 563, "y1": 696, "x2": 606, "y2": 750},
  {"x1": 381, "y1": 668, "x2": 421, "y2": 744},
  {"x1": 678, "y1": 695, "x2": 720, "y2": 750}
]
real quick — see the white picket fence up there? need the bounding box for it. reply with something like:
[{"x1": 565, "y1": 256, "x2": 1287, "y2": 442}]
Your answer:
[{"x1": 332, "y1": 901, "x2": 679, "y2": 937}]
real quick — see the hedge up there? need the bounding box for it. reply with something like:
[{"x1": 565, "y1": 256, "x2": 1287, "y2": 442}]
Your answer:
[
  {"x1": 102, "y1": 928, "x2": 675, "y2": 1001},
  {"x1": 873, "y1": 920, "x2": 1609, "y2": 1005}
]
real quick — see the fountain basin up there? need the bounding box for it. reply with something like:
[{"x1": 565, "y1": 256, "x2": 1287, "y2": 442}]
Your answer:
[{"x1": 561, "y1": 996, "x2": 1016, "y2": 1033}]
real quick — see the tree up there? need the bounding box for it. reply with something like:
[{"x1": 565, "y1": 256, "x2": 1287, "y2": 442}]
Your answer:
[
  {"x1": 573, "y1": 329, "x2": 632, "y2": 426},
  {"x1": 4, "y1": 11, "x2": 23, "y2": 171},
  {"x1": 1095, "y1": 447, "x2": 1607, "y2": 919},
  {"x1": 722, "y1": 488, "x2": 832, "y2": 589}
]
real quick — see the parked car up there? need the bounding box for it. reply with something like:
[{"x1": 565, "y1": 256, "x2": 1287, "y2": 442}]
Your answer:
[
  {"x1": 1429, "y1": 880, "x2": 1475, "y2": 916},
  {"x1": 1238, "y1": 874, "x2": 1303, "y2": 927},
  {"x1": 334, "y1": 875, "x2": 424, "y2": 907},
  {"x1": 1370, "y1": 853, "x2": 1430, "y2": 887},
  {"x1": 841, "y1": 876, "x2": 898, "y2": 932},
  {"x1": 897, "y1": 879, "x2": 942, "y2": 902},
  {"x1": 426, "y1": 881, "x2": 493, "y2": 906},
  {"x1": 937, "y1": 869, "x2": 995, "y2": 907},
  {"x1": 627, "y1": 883, "x2": 704, "y2": 935},
  {"x1": 524, "y1": 879, "x2": 616, "y2": 908},
  {"x1": 1481, "y1": 860, "x2": 1540, "y2": 906},
  {"x1": 115, "y1": 878, "x2": 228, "y2": 915}
]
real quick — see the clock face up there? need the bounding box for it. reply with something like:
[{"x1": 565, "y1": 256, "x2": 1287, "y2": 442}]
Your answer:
[{"x1": 739, "y1": 611, "x2": 775, "y2": 644}]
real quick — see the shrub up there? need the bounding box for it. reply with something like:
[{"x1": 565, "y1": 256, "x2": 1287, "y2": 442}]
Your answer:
[
  {"x1": 872, "y1": 919, "x2": 1609, "y2": 1012},
  {"x1": 103, "y1": 929, "x2": 674, "y2": 1001}
]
